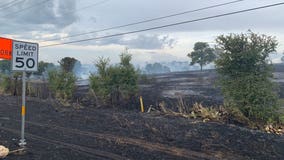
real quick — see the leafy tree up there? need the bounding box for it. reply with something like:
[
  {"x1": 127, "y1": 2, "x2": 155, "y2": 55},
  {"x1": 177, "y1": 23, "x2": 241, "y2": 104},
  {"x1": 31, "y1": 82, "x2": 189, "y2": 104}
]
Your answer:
[
  {"x1": 115, "y1": 52, "x2": 138, "y2": 103},
  {"x1": 215, "y1": 32, "x2": 279, "y2": 123},
  {"x1": 89, "y1": 49, "x2": 138, "y2": 106},
  {"x1": 48, "y1": 57, "x2": 78, "y2": 102},
  {"x1": 96, "y1": 57, "x2": 109, "y2": 79},
  {"x1": 188, "y1": 42, "x2": 216, "y2": 71},
  {"x1": 58, "y1": 57, "x2": 78, "y2": 73},
  {"x1": 0, "y1": 74, "x2": 12, "y2": 94},
  {"x1": 36, "y1": 61, "x2": 55, "y2": 75},
  {"x1": 0, "y1": 60, "x2": 26, "y2": 95},
  {"x1": 120, "y1": 51, "x2": 132, "y2": 67},
  {"x1": 0, "y1": 72, "x2": 22, "y2": 96},
  {"x1": 89, "y1": 57, "x2": 110, "y2": 103},
  {"x1": 145, "y1": 63, "x2": 171, "y2": 74},
  {"x1": 48, "y1": 70, "x2": 76, "y2": 101}
]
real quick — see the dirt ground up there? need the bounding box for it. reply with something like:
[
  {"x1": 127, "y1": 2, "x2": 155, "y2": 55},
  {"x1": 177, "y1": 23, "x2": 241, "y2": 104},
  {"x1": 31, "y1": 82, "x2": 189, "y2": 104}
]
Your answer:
[{"x1": 0, "y1": 95, "x2": 283, "y2": 160}]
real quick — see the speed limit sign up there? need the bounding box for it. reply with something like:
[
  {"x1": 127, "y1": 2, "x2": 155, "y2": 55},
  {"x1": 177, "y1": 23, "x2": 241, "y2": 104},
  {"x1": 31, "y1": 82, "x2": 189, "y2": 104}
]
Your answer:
[{"x1": 12, "y1": 40, "x2": 38, "y2": 72}]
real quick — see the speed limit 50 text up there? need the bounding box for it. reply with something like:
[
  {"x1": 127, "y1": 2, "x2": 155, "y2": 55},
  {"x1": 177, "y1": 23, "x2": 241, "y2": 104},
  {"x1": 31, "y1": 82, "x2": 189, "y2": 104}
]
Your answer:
[{"x1": 12, "y1": 41, "x2": 38, "y2": 72}]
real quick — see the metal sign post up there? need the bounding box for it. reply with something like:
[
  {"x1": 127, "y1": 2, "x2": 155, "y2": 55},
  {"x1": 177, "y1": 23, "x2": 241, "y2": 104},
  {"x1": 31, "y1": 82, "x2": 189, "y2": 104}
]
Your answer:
[
  {"x1": 11, "y1": 40, "x2": 39, "y2": 148},
  {"x1": 19, "y1": 71, "x2": 26, "y2": 147}
]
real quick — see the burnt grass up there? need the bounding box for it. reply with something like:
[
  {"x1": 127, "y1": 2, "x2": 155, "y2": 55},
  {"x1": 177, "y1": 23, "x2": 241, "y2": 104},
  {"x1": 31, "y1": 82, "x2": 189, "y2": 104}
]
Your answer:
[
  {"x1": 1, "y1": 69, "x2": 284, "y2": 159},
  {"x1": 0, "y1": 96, "x2": 283, "y2": 160}
]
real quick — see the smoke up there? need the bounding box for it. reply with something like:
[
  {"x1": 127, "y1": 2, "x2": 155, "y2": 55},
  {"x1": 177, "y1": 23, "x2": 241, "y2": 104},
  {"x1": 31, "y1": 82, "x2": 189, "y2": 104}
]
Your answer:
[
  {"x1": 142, "y1": 61, "x2": 215, "y2": 74},
  {"x1": 73, "y1": 63, "x2": 97, "y2": 80}
]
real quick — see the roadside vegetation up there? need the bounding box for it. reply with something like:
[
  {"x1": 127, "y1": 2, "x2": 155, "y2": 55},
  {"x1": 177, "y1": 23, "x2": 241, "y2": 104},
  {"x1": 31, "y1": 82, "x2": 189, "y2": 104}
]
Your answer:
[
  {"x1": 215, "y1": 32, "x2": 282, "y2": 125},
  {"x1": 0, "y1": 60, "x2": 56, "y2": 96},
  {"x1": 188, "y1": 42, "x2": 216, "y2": 71},
  {"x1": 89, "y1": 48, "x2": 139, "y2": 107},
  {"x1": 48, "y1": 57, "x2": 78, "y2": 104},
  {"x1": 0, "y1": 32, "x2": 283, "y2": 134},
  {"x1": 174, "y1": 31, "x2": 284, "y2": 133},
  {"x1": 0, "y1": 57, "x2": 78, "y2": 105}
]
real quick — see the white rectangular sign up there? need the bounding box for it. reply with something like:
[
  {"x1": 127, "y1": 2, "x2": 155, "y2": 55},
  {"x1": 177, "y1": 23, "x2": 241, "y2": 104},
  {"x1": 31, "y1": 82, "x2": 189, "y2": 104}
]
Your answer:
[{"x1": 12, "y1": 40, "x2": 39, "y2": 72}]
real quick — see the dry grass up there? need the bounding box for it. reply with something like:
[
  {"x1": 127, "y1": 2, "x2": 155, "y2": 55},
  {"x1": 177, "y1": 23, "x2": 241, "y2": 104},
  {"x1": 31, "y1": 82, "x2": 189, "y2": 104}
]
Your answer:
[
  {"x1": 157, "y1": 97, "x2": 284, "y2": 135},
  {"x1": 264, "y1": 124, "x2": 284, "y2": 135},
  {"x1": 158, "y1": 98, "x2": 221, "y2": 122},
  {"x1": 190, "y1": 103, "x2": 220, "y2": 122}
]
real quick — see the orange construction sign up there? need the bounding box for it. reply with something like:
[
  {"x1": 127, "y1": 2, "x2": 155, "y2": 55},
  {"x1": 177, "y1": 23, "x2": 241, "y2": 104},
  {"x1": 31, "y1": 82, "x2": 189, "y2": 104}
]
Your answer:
[{"x1": 0, "y1": 37, "x2": 13, "y2": 60}]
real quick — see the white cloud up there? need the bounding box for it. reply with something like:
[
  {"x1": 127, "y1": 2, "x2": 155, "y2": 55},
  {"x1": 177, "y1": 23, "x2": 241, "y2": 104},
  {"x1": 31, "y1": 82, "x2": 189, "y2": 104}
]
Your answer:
[
  {"x1": 0, "y1": 0, "x2": 77, "y2": 36},
  {"x1": 2, "y1": 0, "x2": 284, "y2": 64}
]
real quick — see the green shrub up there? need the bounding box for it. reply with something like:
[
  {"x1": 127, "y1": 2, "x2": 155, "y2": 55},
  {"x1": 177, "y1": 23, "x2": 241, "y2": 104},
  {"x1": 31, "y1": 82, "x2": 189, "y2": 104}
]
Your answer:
[
  {"x1": 0, "y1": 73, "x2": 22, "y2": 95},
  {"x1": 89, "y1": 50, "x2": 138, "y2": 106},
  {"x1": 0, "y1": 74, "x2": 11, "y2": 94},
  {"x1": 215, "y1": 31, "x2": 280, "y2": 123},
  {"x1": 48, "y1": 70, "x2": 76, "y2": 101}
]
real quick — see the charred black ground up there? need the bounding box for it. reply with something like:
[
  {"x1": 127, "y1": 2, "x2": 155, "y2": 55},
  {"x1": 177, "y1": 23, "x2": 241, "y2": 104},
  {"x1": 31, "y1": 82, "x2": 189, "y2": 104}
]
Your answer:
[
  {"x1": 0, "y1": 97, "x2": 283, "y2": 159},
  {"x1": 1, "y1": 68, "x2": 284, "y2": 160}
]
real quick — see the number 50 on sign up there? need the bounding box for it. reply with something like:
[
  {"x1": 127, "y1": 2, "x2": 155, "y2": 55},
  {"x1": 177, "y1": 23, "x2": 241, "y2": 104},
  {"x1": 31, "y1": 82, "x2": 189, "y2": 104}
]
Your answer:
[{"x1": 12, "y1": 40, "x2": 38, "y2": 72}]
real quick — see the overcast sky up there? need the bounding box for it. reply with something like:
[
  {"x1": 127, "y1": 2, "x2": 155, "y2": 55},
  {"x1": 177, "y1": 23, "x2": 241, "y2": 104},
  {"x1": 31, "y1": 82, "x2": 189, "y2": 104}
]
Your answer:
[{"x1": 1, "y1": 0, "x2": 284, "y2": 65}]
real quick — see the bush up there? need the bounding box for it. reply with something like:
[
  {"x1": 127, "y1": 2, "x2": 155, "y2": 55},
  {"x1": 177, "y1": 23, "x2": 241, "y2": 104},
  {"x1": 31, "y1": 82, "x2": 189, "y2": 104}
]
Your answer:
[
  {"x1": 48, "y1": 70, "x2": 76, "y2": 102},
  {"x1": 0, "y1": 73, "x2": 22, "y2": 95},
  {"x1": 47, "y1": 57, "x2": 79, "y2": 103},
  {"x1": 0, "y1": 74, "x2": 11, "y2": 94},
  {"x1": 89, "y1": 50, "x2": 138, "y2": 106},
  {"x1": 215, "y1": 31, "x2": 280, "y2": 123}
]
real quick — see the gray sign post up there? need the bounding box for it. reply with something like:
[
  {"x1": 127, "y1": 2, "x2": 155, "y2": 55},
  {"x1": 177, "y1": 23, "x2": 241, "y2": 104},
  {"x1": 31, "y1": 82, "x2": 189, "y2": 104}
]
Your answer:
[
  {"x1": 12, "y1": 40, "x2": 38, "y2": 148},
  {"x1": 19, "y1": 71, "x2": 26, "y2": 147}
]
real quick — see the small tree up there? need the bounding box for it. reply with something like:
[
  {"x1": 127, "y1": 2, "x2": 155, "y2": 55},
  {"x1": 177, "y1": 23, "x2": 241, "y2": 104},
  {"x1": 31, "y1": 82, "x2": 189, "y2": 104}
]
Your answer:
[
  {"x1": 36, "y1": 61, "x2": 55, "y2": 75},
  {"x1": 48, "y1": 70, "x2": 76, "y2": 101},
  {"x1": 215, "y1": 32, "x2": 279, "y2": 123},
  {"x1": 188, "y1": 42, "x2": 216, "y2": 71},
  {"x1": 96, "y1": 57, "x2": 109, "y2": 79},
  {"x1": 89, "y1": 49, "x2": 138, "y2": 106},
  {"x1": 48, "y1": 57, "x2": 78, "y2": 103},
  {"x1": 115, "y1": 52, "x2": 138, "y2": 102},
  {"x1": 89, "y1": 57, "x2": 110, "y2": 103},
  {"x1": 58, "y1": 57, "x2": 78, "y2": 73}
]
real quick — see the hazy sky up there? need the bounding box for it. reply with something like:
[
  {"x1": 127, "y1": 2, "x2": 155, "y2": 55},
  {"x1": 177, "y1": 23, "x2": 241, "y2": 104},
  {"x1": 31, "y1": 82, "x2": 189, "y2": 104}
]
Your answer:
[{"x1": 1, "y1": 0, "x2": 284, "y2": 65}]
